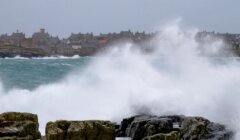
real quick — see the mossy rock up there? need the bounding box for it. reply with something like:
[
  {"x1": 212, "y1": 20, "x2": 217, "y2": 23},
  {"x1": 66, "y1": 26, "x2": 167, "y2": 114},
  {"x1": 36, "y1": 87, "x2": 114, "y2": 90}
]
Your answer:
[
  {"x1": 0, "y1": 116, "x2": 5, "y2": 124},
  {"x1": 0, "y1": 136, "x2": 17, "y2": 140},
  {"x1": 46, "y1": 120, "x2": 115, "y2": 140},
  {"x1": 0, "y1": 112, "x2": 41, "y2": 140},
  {"x1": 0, "y1": 136, "x2": 32, "y2": 140},
  {"x1": 142, "y1": 131, "x2": 180, "y2": 140},
  {"x1": 46, "y1": 122, "x2": 65, "y2": 140},
  {"x1": 0, "y1": 112, "x2": 38, "y2": 127}
]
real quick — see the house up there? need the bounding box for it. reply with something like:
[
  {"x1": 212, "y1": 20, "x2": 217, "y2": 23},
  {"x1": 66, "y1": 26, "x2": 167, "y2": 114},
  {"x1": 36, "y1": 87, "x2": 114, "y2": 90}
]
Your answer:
[
  {"x1": 10, "y1": 30, "x2": 25, "y2": 46},
  {"x1": 32, "y1": 28, "x2": 50, "y2": 47},
  {"x1": 72, "y1": 44, "x2": 82, "y2": 49}
]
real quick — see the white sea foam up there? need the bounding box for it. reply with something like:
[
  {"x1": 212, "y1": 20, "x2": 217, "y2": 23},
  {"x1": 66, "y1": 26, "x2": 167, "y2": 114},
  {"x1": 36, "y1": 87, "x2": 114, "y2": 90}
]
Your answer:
[
  {"x1": 0, "y1": 21, "x2": 239, "y2": 139},
  {"x1": 4, "y1": 55, "x2": 29, "y2": 59},
  {"x1": 3, "y1": 55, "x2": 81, "y2": 60}
]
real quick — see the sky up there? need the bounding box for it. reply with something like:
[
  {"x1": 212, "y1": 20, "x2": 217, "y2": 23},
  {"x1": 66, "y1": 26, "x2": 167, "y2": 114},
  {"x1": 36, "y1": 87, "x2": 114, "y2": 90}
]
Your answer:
[{"x1": 0, "y1": 0, "x2": 239, "y2": 37}]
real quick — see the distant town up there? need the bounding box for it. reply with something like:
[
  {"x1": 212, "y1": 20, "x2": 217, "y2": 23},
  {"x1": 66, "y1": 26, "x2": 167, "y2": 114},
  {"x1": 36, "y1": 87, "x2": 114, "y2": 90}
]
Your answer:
[
  {"x1": 0, "y1": 29, "x2": 155, "y2": 48},
  {"x1": 0, "y1": 29, "x2": 240, "y2": 57},
  {"x1": 0, "y1": 29, "x2": 155, "y2": 57}
]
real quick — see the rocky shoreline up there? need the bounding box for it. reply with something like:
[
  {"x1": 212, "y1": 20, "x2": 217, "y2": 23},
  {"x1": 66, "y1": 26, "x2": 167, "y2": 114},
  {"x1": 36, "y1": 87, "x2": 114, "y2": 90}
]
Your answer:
[
  {"x1": 0, "y1": 112, "x2": 233, "y2": 140},
  {"x1": 1, "y1": 45, "x2": 240, "y2": 58},
  {"x1": 0, "y1": 46, "x2": 99, "y2": 58}
]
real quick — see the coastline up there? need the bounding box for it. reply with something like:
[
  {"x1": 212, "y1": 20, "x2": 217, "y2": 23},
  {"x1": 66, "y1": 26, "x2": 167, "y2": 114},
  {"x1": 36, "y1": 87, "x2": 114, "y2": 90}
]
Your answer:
[
  {"x1": 1, "y1": 30, "x2": 240, "y2": 58},
  {"x1": 0, "y1": 45, "x2": 239, "y2": 58},
  {"x1": 0, "y1": 112, "x2": 234, "y2": 140},
  {"x1": 0, "y1": 45, "x2": 99, "y2": 58}
]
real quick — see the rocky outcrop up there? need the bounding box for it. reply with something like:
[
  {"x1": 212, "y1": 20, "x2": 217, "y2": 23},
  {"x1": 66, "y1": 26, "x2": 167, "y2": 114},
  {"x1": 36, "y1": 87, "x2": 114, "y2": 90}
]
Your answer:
[
  {"x1": 45, "y1": 120, "x2": 115, "y2": 140},
  {"x1": 142, "y1": 131, "x2": 180, "y2": 140},
  {"x1": 181, "y1": 117, "x2": 232, "y2": 140},
  {"x1": 117, "y1": 115, "x2": 233, "y2": 140},
  {"x1": 0, "y1": 112, "x2": 41, "y2": 140},
  {"x1": 0, "y1": 112, "x2": 234, "y2": 140},
  {"x1": 0, "y1": 46, "x2": 98, "y2": 58},
  {"x1": 0, "y1": 46, "x2": 47, "y2": 58}
]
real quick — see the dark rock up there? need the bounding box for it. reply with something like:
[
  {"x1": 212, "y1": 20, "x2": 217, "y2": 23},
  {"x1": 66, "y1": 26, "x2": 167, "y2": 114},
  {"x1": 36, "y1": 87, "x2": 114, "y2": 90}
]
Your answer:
[
  {"x1": 117, "y1": 115, "x2": 233, "y2": 140},
  {"x1": 181, "y1": 117, "x2": 233, "y2": 140},
  {"x1": 0, "y1": 46, "x2": 98, "y2": 58},
  {"x1": 0, "y1": 112, "x2": 234, "y2": 140},
  {"x1": 46, "y1": 120, "x2": 115, "y2": 140},
  {"x1": 41, "y1": 136, "x2": 47, "y2": 140},
  {"x1": 117, "y1": 115, "x2": 175, "y2": 140},
  {"x1": 0, "y1": 112, "x2": 41, "y2": 140},
  {"x1": 0, "y1": 127, "x2": 19, "y2": 137},
  {"x1": 116, "y1": 116, "x2": 135, "y2": 137},
  {"x1": 142, "y1": 131, "x2": 180, "y2": 140},
  {"x1": 0, "y1": 135, "x2": 33, "y2": 140}
]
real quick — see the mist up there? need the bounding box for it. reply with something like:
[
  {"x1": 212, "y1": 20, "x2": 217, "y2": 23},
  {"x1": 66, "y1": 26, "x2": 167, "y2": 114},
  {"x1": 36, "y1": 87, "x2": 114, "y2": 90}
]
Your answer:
[{"x1": 0, "y1": 21, "x2": 240, "y2": 139}]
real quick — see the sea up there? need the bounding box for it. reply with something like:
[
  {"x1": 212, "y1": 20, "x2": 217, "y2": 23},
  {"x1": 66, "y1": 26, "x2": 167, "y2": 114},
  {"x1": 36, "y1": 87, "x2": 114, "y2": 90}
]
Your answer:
[
  {"x1": 0, "y1": 56, "x2": 236, "y2": 92},
  {"x1": 1, "y1": 25, "x2": 240, "y2": 139},
  {"x1": 0, "y1": 56, "x2": 90, "y2": 90},
  {"x1": 0, "y1": 56, "x2": 136, "y2": 140}
]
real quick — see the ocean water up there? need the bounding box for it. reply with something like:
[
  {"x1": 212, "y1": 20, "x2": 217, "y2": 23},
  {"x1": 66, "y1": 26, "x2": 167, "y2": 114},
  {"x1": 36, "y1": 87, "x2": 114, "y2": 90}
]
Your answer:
[
  {"x1": 0, "y1": 57, "x2": 90, "y2": 90},
  {"x1": 0, "y1": 57, "x2": 238, "y2": 91},
  {"x1": 1, "y1": 22, "x2": 240, "y2": 139}
]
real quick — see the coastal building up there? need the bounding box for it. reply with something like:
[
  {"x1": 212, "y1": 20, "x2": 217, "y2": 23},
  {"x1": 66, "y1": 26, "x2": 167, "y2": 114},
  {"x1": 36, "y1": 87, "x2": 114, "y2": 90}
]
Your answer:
[
  {"x1": 68, "y1": 33, "x2": 82, "y2": 44},
  {"x1": 97, "y1": 39, "x2": 108, "y2": 44},
  {"x1": 0, "y1": 34, "x2": 10, "y2": 45},
  {"x1": 1, "y1": 29, "x2": 240, "y2": 51},
  {"x1": 119, "y1": 30, "x2": 134, "y2": 39},
  {"x1": 0, "y1": 30, "x2": 26, "y2": 46},
  {"x1": 9, "y1": 30, "x2": 25, "y2": 46},
  {"x1": 32, "y1": 29, "x2": 64, "y2": 48},
  {"x1": 32, "y1": 28, "x2": 50, "y2": 47},
  {"x1": 11, "y1": 31, "x2": 25, "y2": 45},
  {"x1": 21, "y1": 38, "x2": 32, "y2": 48},
  {"x1": 72, "y1": 44, "x2": 82, "y2": 49},
  {"x1": 134, "y1": 31, "x2": 147, "y2": 42},
  {"x1": 48, "y1": 36, "x2": 60, "y2": 47},
  {"x1": 68, "y1": 32, "x2": 94, "y2": 44}
]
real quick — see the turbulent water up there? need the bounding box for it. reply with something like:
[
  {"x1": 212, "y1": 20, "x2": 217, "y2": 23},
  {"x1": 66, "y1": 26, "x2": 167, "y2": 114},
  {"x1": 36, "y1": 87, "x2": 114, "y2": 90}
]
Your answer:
[
  {"x1": 0, "y1": 21, "x2": 240, "y2": 139},
  {"x1": 0, "y1": 56, "x2": 90, "y2": 90}
]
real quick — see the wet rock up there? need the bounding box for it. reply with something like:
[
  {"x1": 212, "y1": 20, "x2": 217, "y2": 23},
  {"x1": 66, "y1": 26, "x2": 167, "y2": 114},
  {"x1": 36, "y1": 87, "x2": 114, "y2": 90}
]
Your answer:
[
  {"x1": 142, "y1": 131, "x2": 180, "y2": 140},
  {"x1": 46, "y1": 120, "x2": 115, "y2": 140},
  {"x1": 181, "y1": 117, "x2": 233, "y2": 140},
  {"x1": 0, "y1": 112, "x2": 41, "y2": 140},
  {"x1": 41, "y1": 136, "x2": 47, "y2": 140},
  {"x1": 0, "y1": 127, "x2": 19, "y2": 137},
  {"x1": 0, "y1": 135, "x2": 33, "y2": 140},
  {"x1": 117, "y1": 115, "x2": 233, "y2": 140},
  {"x1": 117, "y1": 115, "x2": 178, "y2": 140}
]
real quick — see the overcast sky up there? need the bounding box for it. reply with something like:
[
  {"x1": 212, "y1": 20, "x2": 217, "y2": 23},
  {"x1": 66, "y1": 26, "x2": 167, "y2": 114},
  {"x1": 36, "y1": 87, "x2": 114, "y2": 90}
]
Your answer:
[{"x1": 0, "y1": 0, "x2": 239, "y2": 37}]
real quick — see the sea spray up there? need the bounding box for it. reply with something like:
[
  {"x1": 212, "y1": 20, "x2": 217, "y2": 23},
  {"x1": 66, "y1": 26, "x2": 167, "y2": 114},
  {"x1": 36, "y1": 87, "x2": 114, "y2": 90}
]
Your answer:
[{"x1": 0, "y1": 22, "x2": 239, "y2": 139}]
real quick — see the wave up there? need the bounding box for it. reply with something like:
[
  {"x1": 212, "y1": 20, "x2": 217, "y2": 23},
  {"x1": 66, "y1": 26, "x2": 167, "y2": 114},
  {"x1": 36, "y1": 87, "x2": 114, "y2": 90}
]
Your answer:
[
  {"x1": 3, "y1": 55, "x2": 82, "y2": 60},
  {"x1": 0, "y1": 20, "x2": 239, "y2": 139}
]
